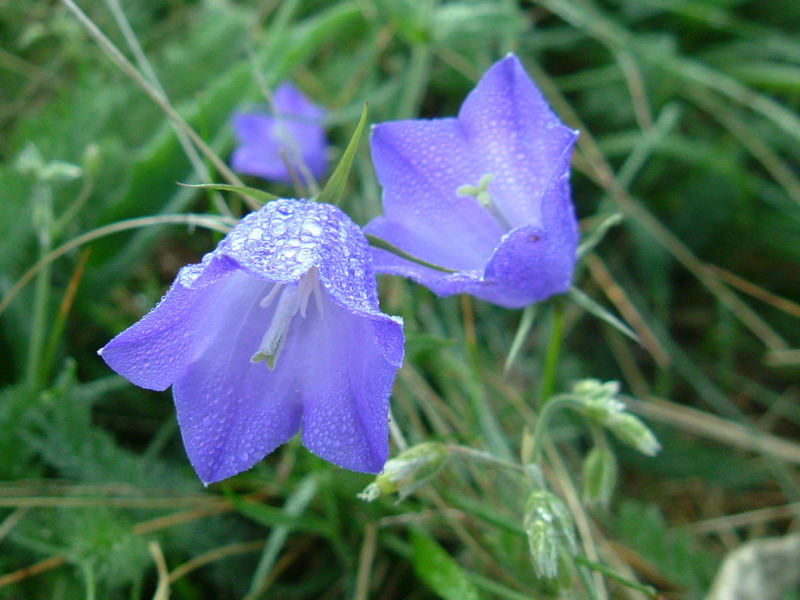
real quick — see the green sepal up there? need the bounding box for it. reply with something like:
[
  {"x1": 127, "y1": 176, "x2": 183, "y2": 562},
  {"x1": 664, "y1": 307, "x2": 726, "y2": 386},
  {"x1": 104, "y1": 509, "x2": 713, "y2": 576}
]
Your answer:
[
  {"x1": 178, "y1": 182, "x2": 280, "y2": 204},
  {"x1": 577, "y1": 212, "x2": 623, "y2": 258},
  {"x1": 316, "y1": 103, "x2": 369, "y2": 206},
  {"x1": 582, "y1": 445, "x2": 618, "y2": 509},
  {"x1": 568, "y1": 286, "x2": 640, "y2": 343},
  {"x1": 365, "y1": 234, "x2": 456, "y2": 274}
]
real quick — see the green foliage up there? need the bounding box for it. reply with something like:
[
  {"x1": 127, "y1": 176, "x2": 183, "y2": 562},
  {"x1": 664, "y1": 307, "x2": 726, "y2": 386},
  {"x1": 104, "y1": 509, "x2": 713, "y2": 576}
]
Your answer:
[
  {"x1": 615, "y1": 501, "x2": 718, "y2": 598},
  {"x1": 410, "y1": 529, "x2": 481, "y2": 600}
]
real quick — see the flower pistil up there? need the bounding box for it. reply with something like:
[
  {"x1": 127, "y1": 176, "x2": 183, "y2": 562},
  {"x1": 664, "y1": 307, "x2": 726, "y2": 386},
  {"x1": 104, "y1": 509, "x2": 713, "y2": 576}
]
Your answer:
[
  {"x1": 251, "y1": 266, "x2": 325, "y2": 369},
  {"x1": 456, "y1": 172, "x2": 512, "y2": 230}
]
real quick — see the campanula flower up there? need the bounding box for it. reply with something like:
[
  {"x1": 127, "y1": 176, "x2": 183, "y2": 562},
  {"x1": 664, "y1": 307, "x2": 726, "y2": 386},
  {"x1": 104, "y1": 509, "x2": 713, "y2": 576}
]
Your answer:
[
  {"x1": 365, "y1": 54, "x2": 579, "y2": 308},
  {"x1": 231, "y1": 82, "x2": 328, "y2": 185},
  {"x1": 99, "y1": 200, "x2": 404, "y2": 484}
]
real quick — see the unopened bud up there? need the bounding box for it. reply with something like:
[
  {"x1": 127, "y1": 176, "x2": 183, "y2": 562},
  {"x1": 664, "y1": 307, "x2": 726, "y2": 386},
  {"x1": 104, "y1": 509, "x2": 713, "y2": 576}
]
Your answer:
[
  {"x1": 15, "y1": 143, "x2": 44, "y2": 176},
  {"x1": 582, "y1": 446, "x2": 617, "y2": 509},
  {"x1": 572, "y1": 379, "x2": 660, "y2": 456},
  {"x1": 358, "y1": 442, "x2": 449, "y2": 502},
  {"x1": 523, "y1": 490, "x2": 576, "y2": 580},
  {"x1": 40, "y1": 160, "x2": 82, "y2": 183},
  {"x1": 572, "y1": 378, "x2": 620, "y2": 401},
  {"x1": 607, "y1": 412, "x2": 661, "y2": 456},
  {"x1": 82, "y1": 143, "x2": 101, "y2": 178}
]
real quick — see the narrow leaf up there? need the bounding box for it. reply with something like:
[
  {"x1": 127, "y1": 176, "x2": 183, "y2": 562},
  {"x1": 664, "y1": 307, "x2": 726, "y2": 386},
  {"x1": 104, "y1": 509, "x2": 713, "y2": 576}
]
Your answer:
[
  {"x1": 577, "y1": 212, "x2": 623, "y2": 259},
  {"x1": 178, "y1": 182, "x2": 280, "y2": 204},
  {"x1": 504, "y1": 304, "x2": 537, "y2": 375},
  {"x1": 366, "y1": 234, "x2": 456, "y2": 274},
  {"x1": 569, "y1": 286, "x2": 640, "y2": 343},
  {"x1": 316, "y1": 103, "x2": 368, "y2": 206},
  {"x1": 410, "y1": 529, "x2": 481, "y2": 600}
]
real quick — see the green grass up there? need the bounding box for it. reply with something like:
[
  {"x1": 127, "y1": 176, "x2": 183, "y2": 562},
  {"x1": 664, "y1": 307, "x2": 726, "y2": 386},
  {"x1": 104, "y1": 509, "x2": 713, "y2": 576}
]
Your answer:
[{"x1": 1, "y1": 0, "x2": 799, "y2": 598}]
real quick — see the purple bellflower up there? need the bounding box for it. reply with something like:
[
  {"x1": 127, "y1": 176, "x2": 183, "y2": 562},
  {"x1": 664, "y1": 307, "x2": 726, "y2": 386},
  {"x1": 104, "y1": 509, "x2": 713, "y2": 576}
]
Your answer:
[
  {"x1": 365, "y1": 54, "x2": 579, "y2": 308},
  {"x1": 99, "y1": 200, "x2": 404, "y2": 484},
  {"x1": 232, "y1": 82, "x2": 328, "y2": 185}
]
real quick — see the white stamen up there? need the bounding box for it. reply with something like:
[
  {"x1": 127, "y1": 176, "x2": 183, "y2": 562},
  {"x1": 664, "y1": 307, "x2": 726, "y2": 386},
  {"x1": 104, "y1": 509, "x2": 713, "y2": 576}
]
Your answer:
[{"x1": 260, "y1": 282, "x2": 285, "y2": 308}]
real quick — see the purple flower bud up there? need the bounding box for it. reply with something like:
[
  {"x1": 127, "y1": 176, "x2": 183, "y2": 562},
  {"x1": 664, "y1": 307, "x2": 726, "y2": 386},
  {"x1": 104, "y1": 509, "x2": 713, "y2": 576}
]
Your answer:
[
  {"x1": 365, "y1": 54, "x2": 579, "y2": 308},
  {"x1": 231, "y1": 82, "x2": 328, "y2": 185},
  {"x1": 99, "y1": 199, "x2": 403, "y2": 484}
]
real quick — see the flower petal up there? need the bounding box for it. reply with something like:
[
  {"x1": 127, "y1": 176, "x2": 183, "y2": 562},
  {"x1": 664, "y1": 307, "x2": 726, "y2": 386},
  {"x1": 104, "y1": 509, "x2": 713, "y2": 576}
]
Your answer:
[
  {"x1": 98, "y1": 258, "x2": 235, "y2": 391},
  {"x1": 273, "y1": 83, "x2": 327, "y2": 179},
  {"x1": 366, "y1": 119, "x2": 503, "y2": 270},
  {"x1": 285, "y1": 291, "x2": 401, "y2": 473},
  {"x1": 102, "y1": 199, "x2": 404, "y2": 482},
  {"x1": 231, "y1": 82, "x2": 328, "y2": 183},
  {"x1": 231, "y1": 113, "x2": 285, "y2": 180},
  {"x1": 365, "y1": 54, "x2": 579, "y2": 307},
  {"x1": 171, "y1": 270, "x2": 302, "y2": 484},
  {"x1": 458, "y1": 54, "x2": 578, "y2": 226}
]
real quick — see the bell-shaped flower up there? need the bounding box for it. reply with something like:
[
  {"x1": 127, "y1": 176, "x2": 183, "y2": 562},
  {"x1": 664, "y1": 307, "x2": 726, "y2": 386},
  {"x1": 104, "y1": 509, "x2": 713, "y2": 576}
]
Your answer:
[
  {"x1": 365, "y1": 54, "x2": 579, "y2": 308},
  {"x1": 99, "y1": 199, "x2": 404, "y2": 484},
  {"x1": 231, "y1": 82, "x2": 328, "y2": 185}
]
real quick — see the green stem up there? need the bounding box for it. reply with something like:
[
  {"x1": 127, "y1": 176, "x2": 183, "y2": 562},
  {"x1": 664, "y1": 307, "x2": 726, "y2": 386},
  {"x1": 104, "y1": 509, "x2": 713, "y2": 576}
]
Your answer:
[
  {"x1": 527, "y1": 394, "x2": 582, "y2": 465},
  {"x1": 26, "y1": 184, "x2": 53, "y2": 389},
  {"x1": 26, "y1": 251, "x2": 51, "y2": 389},
  {"x1": 81, "y1": 561, "x2": 97, "y2": 600},
  {"x1": 446, "y1": 445, "x2": 525, "y2": 473},
  {"x1": 539, "y1": 300, "x2": 565, "y2": 406},
  {"x1": 575, "y1": 555, "x2": 659, "y2": 598}
]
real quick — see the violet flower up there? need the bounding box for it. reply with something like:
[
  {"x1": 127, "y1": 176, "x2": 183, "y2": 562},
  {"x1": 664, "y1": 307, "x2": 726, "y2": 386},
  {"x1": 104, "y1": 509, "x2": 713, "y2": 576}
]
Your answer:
[
  {"x1": 99, "y1": 200, "x2": 403, "y2": 484},
  {"x1": 365, "y1": 54, "x2": 579, "y2": 308},
  {"x1": 232, "y1": 82, "x2": 328, "y2": 185}
]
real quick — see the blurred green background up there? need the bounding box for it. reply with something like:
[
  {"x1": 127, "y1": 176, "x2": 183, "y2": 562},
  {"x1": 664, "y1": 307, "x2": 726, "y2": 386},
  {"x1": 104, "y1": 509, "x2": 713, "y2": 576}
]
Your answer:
[{"x1": 1, "y1": 0, "x2": 799, "y2": 598}]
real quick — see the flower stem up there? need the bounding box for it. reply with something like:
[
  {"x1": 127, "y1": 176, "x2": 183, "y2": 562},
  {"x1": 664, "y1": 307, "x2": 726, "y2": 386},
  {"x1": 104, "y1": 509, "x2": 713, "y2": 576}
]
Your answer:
[
  {"x1": 25, "y1": 247, "x2": 51, "y2": 389},
  {"x1": 538, "y1": 300, "x2": 565, "y2": 407},
  {"x1": 446, "y1": 445, "x2": 525, "y2": 473},
  {"x1": 25, "y1": 183, "x2": 53, "y2": 389},
  {"x1": 527, "y1": 394, "x2": 582, "y2": 465}
]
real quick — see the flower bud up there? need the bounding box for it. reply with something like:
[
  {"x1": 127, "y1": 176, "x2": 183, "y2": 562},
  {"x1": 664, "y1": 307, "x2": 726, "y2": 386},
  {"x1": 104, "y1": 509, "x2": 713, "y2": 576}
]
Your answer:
[
  {"x1": 572, "y1": 378, "x2": 619, "y2": 400},
  {"x1": 358, "y1": 442, "x2": 449, "y2": 502},
  {"x1": 572, "y1": 379, "x2": 626, "y2": 424},
  {"x1": 606, "y1": 412, "x2": 661, "y2": 456},
  {"x1": 582, "y1": 446, "x2": 617, "y2": 509},
  {"x1": 571, "y1": 379, "x2": 660, "y2": 457},
  {"x1": 523, "y1": 490, "x2": 576, "y2": 580},
  {"x1": 82, "y1": 143, "x2": 101, "y2": 178}
]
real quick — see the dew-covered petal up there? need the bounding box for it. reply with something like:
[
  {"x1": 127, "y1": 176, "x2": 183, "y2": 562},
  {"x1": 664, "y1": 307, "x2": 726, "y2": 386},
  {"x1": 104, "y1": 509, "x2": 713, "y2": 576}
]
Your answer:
[
  {"x1": 219, "y1": 199, "x2": 399, "y2": 321},
  {"x1": 458, "y1": 54, "x2": 578, "y2": 226},
  {"x1": 366, "y1": 54, "x2": 578, "y2": 307},
  {"x1": 477, "y1": 141, "x2": 577, "y2": 304},
  {"x1": 283, "y1": 290, "x2": 402, "y2": 473},
  {"x1": 374, "y1": 153, "x2": 578, "y2": 308},
  {"x1": 102, "y1": 199, "x2": 404, "y2": 483},
  {"x1": 171, "y1": 270, "x2": 302, "y2": 484},
  {"x1": 366, "y1": 119, "x2": 503, "y2": 270},
  {"x1": 99, "y1": 257, "x2": 236, "y2": 391}
]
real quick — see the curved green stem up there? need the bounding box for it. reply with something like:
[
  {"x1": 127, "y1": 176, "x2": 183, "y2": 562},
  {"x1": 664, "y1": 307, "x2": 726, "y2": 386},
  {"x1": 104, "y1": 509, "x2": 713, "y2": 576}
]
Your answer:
[
  {"x1": 446, "y1": 445, "x2": 525, "y2": 473},
  {"x1": 527, "y1": 394, "x2": 582, "y2": 465}
]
